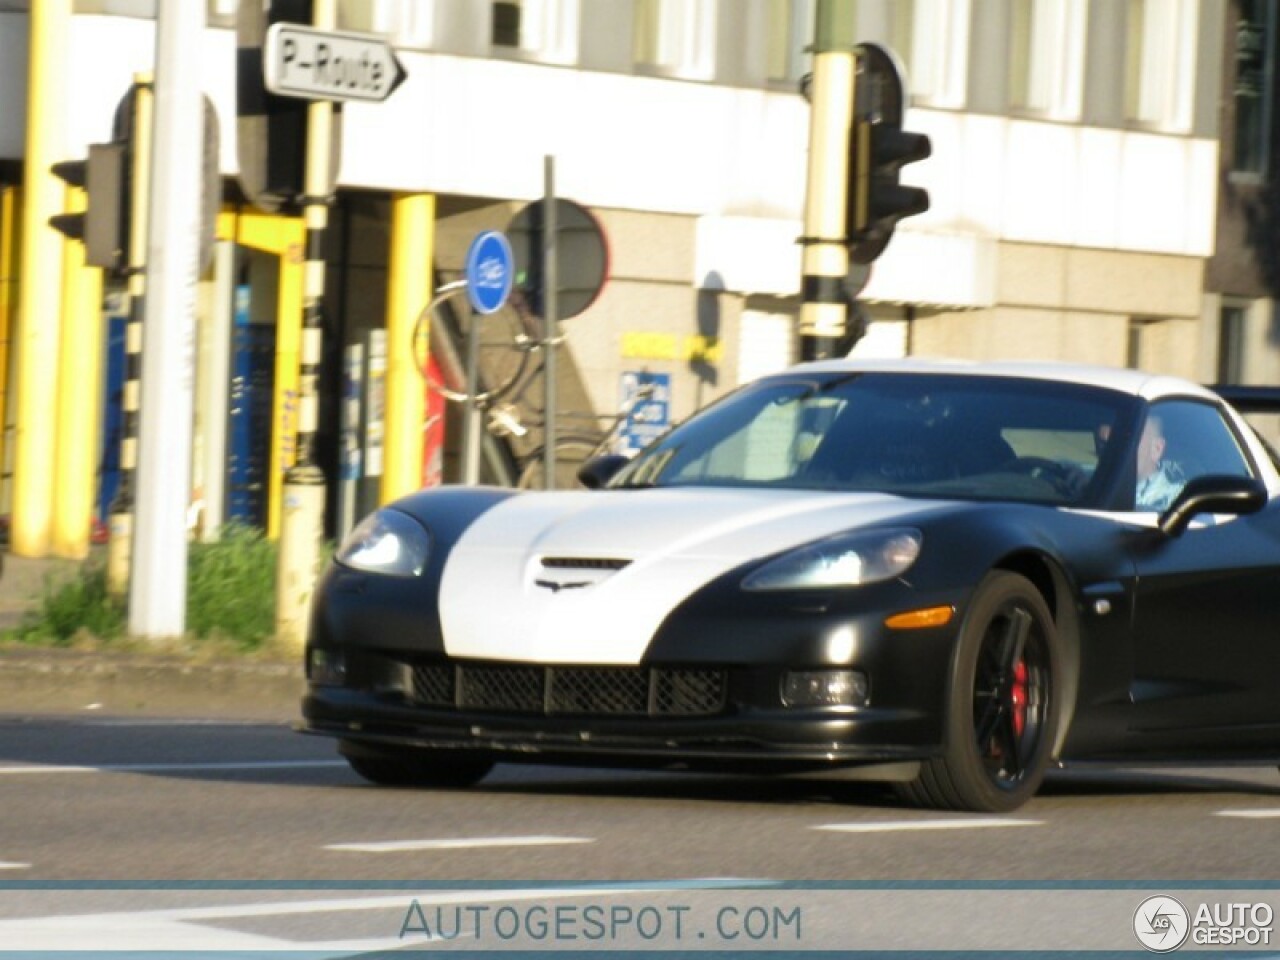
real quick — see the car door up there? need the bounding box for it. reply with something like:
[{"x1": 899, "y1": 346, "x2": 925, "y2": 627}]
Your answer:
[{"x1": 1127, "y1": 399, "x2": 1280, "y2": 747}]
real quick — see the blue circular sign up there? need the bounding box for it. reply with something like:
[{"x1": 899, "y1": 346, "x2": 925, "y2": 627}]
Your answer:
[{"x1": 464, "y1": 231, "x2": 514, "y2": 315}]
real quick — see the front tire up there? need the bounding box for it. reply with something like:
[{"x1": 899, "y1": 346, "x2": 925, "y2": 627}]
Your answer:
[
  {"x1": 341, "y1": 744, "x2": 494, "y2": 789},
  {"x1": 898, "y1": 571, "x2": 1059, "y2": 813}
]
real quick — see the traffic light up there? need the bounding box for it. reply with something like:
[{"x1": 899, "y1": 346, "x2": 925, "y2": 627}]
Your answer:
[
  {"x1": 237, "y1": 0, "x2": 341, "y2": 212},
  {"x1": 49, "y1": 142, "x2": 130, "y2": 273},
  {"x1": 847, "y1": 115, "x2": 931, "y2": 265}
]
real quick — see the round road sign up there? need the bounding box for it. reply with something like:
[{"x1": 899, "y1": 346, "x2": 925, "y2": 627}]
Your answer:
[
  {"x1": 464, "y1": 230, "x2": 515, "y2": 315},
  {"x1": 506, "y1": 198, "x2": 609, "y2": 321}
]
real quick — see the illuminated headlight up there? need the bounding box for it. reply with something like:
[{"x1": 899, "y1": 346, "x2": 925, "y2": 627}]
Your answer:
[
  {"x1": 782, "y1": 670, "x2": 868, "y2": 708},
  {"x1": 742, "y1": 528, "x2": 921, "y2": 591},
  {"x1": 335, "y1": 509, "x2": 430, "y2": 577}
]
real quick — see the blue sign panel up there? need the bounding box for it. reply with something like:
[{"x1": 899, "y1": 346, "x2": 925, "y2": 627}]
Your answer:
[
  {"x1": 616, "y1": 371, "x2": 672, "y2": 456},
  {"x1": 464, "y1": 230, "x2": 515, "y2": 315}
]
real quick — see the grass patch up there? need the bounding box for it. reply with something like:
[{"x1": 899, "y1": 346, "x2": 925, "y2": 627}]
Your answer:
[{"x1": 5, "y1": 524, "x2": 316, "y2": 658}]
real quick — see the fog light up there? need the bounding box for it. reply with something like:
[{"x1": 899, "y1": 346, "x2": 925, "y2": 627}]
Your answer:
[
  {"x1": 782, "y1": 669, "x2": 868, "y2": 708},
  {"x1": 308, "y1": 648, "x2": 347, "y2": 687}
]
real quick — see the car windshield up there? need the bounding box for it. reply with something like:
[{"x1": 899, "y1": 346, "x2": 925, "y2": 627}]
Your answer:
[{"x1": 610, "y1": 372, "x2": 1137, "y2": 506}]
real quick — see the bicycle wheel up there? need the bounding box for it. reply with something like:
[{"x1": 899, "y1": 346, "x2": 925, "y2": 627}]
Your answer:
[{"x1": 517, "y1": 436, "x2": 606, "y2": 490}]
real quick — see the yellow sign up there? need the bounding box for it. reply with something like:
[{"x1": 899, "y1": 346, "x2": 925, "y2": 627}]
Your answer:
[{"x1": 622, "y1": 332, "x2": 722, "y2": 363}]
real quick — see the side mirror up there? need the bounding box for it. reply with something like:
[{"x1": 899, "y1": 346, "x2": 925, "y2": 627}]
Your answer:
[
  {"x1": 577, "y1": 454, "x2": 630, "y2": 490},
  {"x1": 1158, "y1": 474, "x2": 1267, "y2": 537}
]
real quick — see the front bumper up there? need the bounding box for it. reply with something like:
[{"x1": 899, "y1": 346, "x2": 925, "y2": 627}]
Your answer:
[{"x1": 302, "y1": 654, "x2": 947, "y2": 773}]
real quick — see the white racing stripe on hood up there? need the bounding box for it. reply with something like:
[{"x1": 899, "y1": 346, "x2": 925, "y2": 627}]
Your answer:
[{"x1": 438, "y1": 487, "x2": 944, "y2": 665}]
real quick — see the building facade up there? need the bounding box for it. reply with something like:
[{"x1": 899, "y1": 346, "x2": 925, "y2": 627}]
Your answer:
[{"x1": 0, "y1": 0, "x2": 1241, "y2": 555}]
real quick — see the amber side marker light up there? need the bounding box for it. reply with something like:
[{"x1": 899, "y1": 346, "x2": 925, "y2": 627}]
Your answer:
[{"x1": 885, "y1": 605, "x2": 955, "y2": 630}]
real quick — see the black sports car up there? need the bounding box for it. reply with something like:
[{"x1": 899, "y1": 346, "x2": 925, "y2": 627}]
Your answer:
[{"x1": 302, "y1": 359, "x2": 1280, "y2": 812}]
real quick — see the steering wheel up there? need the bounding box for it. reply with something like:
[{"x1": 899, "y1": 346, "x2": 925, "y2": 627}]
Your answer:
[{"x1": 1005, "y1": 457, "x2": 1088, "y2": 498}]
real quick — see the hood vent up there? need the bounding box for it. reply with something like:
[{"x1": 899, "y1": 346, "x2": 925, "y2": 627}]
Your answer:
[
  {"x1": 533, "y1": 556, "x2": 631, "y2": 593},
  {"x1": 540, "y1": 557, "x2": 632, "y2": 571}
]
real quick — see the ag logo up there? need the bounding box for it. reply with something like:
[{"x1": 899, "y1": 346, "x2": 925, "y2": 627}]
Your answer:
[{"x1": 1134, "y1": 895, "x2": 1190, "y2": 952}]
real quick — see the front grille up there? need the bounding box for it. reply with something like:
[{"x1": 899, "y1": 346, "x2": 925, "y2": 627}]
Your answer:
[{"x1": 411, "y1": 661, "x2": 726, "y2": 717}]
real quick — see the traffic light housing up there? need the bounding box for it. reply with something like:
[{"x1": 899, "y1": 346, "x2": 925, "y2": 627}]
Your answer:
[
  {"x1": 49, "y1": 141, "x2": 130, "y2": 273},
  {"x1": 847, "y1": 116, "x2": 931, "y2": 265},
  {"x1": 236, "y1": 0, "x2": 341, "y2": 212}
]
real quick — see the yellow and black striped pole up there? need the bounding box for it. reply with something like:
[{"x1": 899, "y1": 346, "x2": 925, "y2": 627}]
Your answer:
[
  {"x1": 798, "y1": 0, "x2": 856, "y2": 362},
  {"x1": 107, "y1": 75, "x2": 153, "y2": 597},
  {"x1": 275, "y1": 0, "x2": 336, "y2": 648}
]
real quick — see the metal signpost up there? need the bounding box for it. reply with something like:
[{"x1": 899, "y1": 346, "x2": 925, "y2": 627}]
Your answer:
[
  {"x1": 253, "y1": 5, "x2": 408, "y2": 648},
  {"x1": 460, "y1": 230, "x2": 515, "y2": 485}
]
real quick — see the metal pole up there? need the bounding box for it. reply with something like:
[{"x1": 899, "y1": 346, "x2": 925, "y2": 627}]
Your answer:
[
  {"x1": 197, "y1": 240, "x2": 235, "y2": 541},
  {"x1": 798, "y1": 0, "x2": 856, "y2": 362},
  {"x1": 460, "y1": 304, "x2": 482, "y2": 485},
  {"x1": 108, "y1": 74, "x2": 154, "y2": 598},
  {"x1": 542, "y1": 156, "x2": 558, "y2": 490},
  {"x1": 130, "y1": 0, "x2": 205, "y2": 638},
  {"x1": 276, "y1": 0, "x2": 337, "y2": 649}
]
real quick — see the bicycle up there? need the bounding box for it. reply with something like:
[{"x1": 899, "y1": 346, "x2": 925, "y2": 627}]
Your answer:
[{"x1": 414, "y1": 279, "x2": 651, "y2": 489}]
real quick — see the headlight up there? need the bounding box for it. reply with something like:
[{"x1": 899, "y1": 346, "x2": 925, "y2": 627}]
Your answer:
[
  {"x1": 335, "y1": 509, "x2": 430, "y2": 577},
  {"x1": 742, "y1": 528, "x2": 921, "y2": 591}
]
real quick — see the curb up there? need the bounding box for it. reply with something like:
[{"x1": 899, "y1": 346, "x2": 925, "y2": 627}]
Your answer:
[{"x1": 0, "y1": 648, "x2": 304, "y2": 721}]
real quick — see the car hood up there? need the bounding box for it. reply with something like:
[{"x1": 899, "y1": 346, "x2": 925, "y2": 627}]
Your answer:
[{"x1": 438, "y1": 486, "x2": 947, "y2": 665}]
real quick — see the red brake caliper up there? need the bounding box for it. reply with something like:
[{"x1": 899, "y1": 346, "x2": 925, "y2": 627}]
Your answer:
[{"x1": 1010, "y1": 660, "x2": 1029, "y2": 737}]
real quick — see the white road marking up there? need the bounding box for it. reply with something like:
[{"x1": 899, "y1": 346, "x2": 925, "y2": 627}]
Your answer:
[
  {"x1": 0, "y1": 862, "x2": 30, "y2": 870},
  {"x1": 1216, "y1": 809, "x2": 1280, "y2": 819},
  {"x1": 815, "y1": 818, "x2": 1043, "y2": 834},
  {"x1": 325, "y1": 835, "x2": 595, "y2": 853},
  {"x1": 0, "y1": 760, "x2": 346, "y2": 775}
]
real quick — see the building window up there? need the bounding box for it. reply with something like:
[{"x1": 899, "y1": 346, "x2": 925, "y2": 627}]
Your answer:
[
  {"x1": 1124, "y1": 0, "x2": 1198, "y2": 132},
  {"x1": 1009, "y1": 0, "x2": 1088, "y2": 119},
  {"x1": 492, "y1": 0, "x2": 580, "y2": 64},
  {"x1": 893, "y1": 0, "x2": 972, "y2": 108},
  {"x1": 1233, "y1": 0, "x2": 1275, "y2": 176},
  {"x1": 340, "y1": 0, "x2": 436, "y2": 48},
  {"x1": 634, "y1": 0, "x2": 717, "y2": 80},
  {"x1": 1219, "y1": 303, "x2": 1248, "y2": 383},
  {"x1": 766, "y1": 0, "x2": 815, "y2": 83}
]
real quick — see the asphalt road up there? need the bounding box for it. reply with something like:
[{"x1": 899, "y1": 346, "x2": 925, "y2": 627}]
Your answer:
[
  {"x1": 1, "y1": 714, "x2": 1279, "y2": 881},
  {"x1": 3, "y1": 715, "x2": 1280, "y2": 952}
]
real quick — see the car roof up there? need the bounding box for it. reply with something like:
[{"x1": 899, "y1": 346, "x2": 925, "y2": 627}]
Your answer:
[{"x1": 785, "y1": 357, "x2": 1220, "y2": 403}]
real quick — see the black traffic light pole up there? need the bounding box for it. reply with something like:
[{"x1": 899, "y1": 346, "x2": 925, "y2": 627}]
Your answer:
[
  {"x1": 798, "y1": 0, "x2": 857, "y2": 363},
  {"x1": 798, "y1": 8, "x2": 931, "y2": 361},
  {"x1": 110, "y1": 77, "x2": 153, "y2": 599}
]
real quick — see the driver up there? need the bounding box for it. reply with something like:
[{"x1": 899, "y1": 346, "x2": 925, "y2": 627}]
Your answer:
[{"x1": 1134, "y1": 415, "x2": 1185, "y2": 511}]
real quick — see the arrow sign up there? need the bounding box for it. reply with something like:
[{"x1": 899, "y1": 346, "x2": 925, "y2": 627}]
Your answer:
[{"x1": 264, "y1": 23, "x2": 407, "y2": 104}]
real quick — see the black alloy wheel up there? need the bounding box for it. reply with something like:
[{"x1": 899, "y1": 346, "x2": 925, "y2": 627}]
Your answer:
[{"x1": 897, "y1": 570, "x2": 1059, "y2": 813}]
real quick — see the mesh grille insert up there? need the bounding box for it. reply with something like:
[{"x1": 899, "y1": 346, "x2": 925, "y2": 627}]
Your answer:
[{"x1": 409, "y1": 661, "x2": 726, "y2": 717}]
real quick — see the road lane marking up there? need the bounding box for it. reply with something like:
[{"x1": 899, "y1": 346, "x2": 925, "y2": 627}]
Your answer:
[
  {"x1": 1216, "y1": 809, "x2": 1280, "y2": 819},
  {"x1": 0, "y1": 862, "x2": 30, "y2": 870},
  {"x1": 814, "y1": 818, "x2": 1043, "y2": 834},
  {"x1": 0, "y1": 760, "x2": 346, "y2": 775},
  {"x1": 325, "y1": 835, "x2": 595, "y2": 853}
]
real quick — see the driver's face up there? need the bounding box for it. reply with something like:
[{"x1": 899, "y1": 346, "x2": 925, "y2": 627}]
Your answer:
[{"x1": 1136, "y1": 418, "x2": 1165, "y2": 480}]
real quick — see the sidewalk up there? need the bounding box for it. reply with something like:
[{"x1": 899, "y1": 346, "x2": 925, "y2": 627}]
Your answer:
[{"x1": 0, "y1": 552, "x2": 305, "y2": 721}]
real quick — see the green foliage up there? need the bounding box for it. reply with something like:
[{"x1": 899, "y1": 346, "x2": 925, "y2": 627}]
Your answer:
[
  {"x1": 185, "y1": 523, "x2": 279, "y2": 651},
  {"x1": 5, "y1": 523, "x2": 323, "y2": 657},
  {"x1": 10, "y1": 564, "x2": 125, "y2": 648}
]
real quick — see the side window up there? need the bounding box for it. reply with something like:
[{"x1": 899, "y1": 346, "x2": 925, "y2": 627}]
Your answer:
[{"x1": 1135, "y1": 401, "x2": 1253, "y2": 511}]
